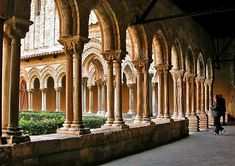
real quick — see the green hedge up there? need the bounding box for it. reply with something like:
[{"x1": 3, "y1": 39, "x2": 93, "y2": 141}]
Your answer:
[{"x1": 19, "y1": 111, "x2": 106, "y2": 136}]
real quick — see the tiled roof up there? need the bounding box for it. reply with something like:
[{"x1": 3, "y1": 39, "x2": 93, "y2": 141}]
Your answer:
[{"x1": 21, "y1": 50, "x2": 64, "y2": 60}]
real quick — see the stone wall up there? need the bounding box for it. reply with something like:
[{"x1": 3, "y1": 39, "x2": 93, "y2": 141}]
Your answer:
[{"x1": 0, "y1": 120, "x2": 188, "y2": 166}]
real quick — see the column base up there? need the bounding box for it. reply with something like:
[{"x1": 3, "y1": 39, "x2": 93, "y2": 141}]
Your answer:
[
  {"x1": 6, "y1": 127, "x2": 23, "y2": 136},
  {"x1": 141, "y1": 120, "x2": 155, "y2": 126},
  {"x1": 188, "y1": 115, "x2": 199, "y2": 132},
  {"x1": 142, "y1": 117, "x2": 151, "y2": 122},
  {"x1": 199, "y1": 113, "x2": 208, "y2": 131},
  {"x1": 0, "y1": 137, "x2": 7, "y2": 145},
  {"x1": 112, "y1": 123, "x2": 129, "y2": 129},
  {"x1": 57, "y1": 128, "x2": 91, "y2": 135},
  {"x1": 96, "y1": 111, "x2": 101, "y2": 115},
  {"x1": 113, "y1": 119, "x2": 125, "y2": 125},
  {"x1": 70, "y1": 122, "x2": 85, "y2": 130},
  {"x1": 172, "y1": 114, "x2": 178, "y2": 120},
  {"x1": 100, "y1": 111, "x2": 106, "y2": 116},
  {"x1": 57, "y1": 121, "x2": 72, "y2": 131},
  {"x1": 134, "y1": 116, "x2": 142, "y2": 123},
  {"x1": 4, "y1": 135, "x2": 30, "y2": 144},
  {"x1": 156, "y1": 114, "x2": 163, "y2": 119},
  {"x1": 163, "y1": 113, "x2": 170, "y2": 119}
]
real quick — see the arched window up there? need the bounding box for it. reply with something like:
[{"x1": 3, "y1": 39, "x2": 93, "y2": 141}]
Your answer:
[{"x1": 35, "y1": 0, "x2": 41, "y2": 16}]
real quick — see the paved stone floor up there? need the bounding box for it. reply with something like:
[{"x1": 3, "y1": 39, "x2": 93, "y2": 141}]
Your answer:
[{"x1": 101, "y1": 125, "x2": 235, "y2": 166}]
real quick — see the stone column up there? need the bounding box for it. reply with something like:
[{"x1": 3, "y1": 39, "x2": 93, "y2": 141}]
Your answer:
[
  {"x1": 195, "y1": 78, "x2": 200, "y2": 114},
  {"x1": 163, "y1": 65, "x2": 170, "y2": 119},
  {"x1": 102, "y1": 51, "x2": 115, "y2": 126},
  {"x1": 208, "y1": 80, "x2": 213, "y2": 107},
  {"x1": 177, "y1": 71, "x2": 185, "y2": 119},
  {"x1": 88, "y1": 86, "x2": 94, "y2": 114},
  {"x1": 198, "y1": 77, "x2": 208, "y2": 130},
  {"x1": 207, "y1": 79, "x2": 214, "y2": 126},
  {"x1": 55, "y1": 87, "x2": 61, "y2": 112},
  {"x1": 96, "y1": 80, "x2": 102, "y2": 115},
  {"x1": 82, "y1": 77, "x2": 88, "y2": 115},
  {"x1": 57, "y1": 39, "x2": 74, "y2": 129},
  {"x1": 113, "y1": 51, "x2": 128, "y2": 128},
  {"x1": 188, "y1": 75, "x2": 199, "y2": 132},
  {"x1": 72, "y1": 38, "x2": 91, "y2": 133},
  {"x1": 156, "y1": 66, "x2": 163, "y2": 119},
  {"x1": 190, "y1": 76, "x2": 196, "y2": 116},
  {"x1": 7, "y1": 31, "x2": 22, "y2": 136},
  {"x1": 133, "y1": 60, "x2": 144, "y2": 123},
  {"x1": 185, "y1": 74, "x2": 190, "y2": 117},
  {"x1": 58, "y1": 37, "x2": 90, "y2": 134},
  {"x1": 152, "y1": 82, "x2": 157, "y2": 117},
  {"x1": 143, "y1": 61, "x2": 151, "y2": 122},
  {"x1": 41, "y1": 88, "x2": 47, "y2": 111},
  {"x1": 170, "y1": 70, "x2": 178, "y2": 119},
  {"x1": 0, "y1": 19, "x2": 4, "y2": 136},
  {"x1": 5, "y1": 17, "x2": 32, "y2": 143},
  {"x1": 2, "y1": 33, "x2": 11, "y2": 133},
  {"x1": 200, "y1": 78, "x2": 205, "y2": 114},
  {"x1": 204, "y1": 81, "x2": 208, "y2": 114},
  {"x1": 101, "y1": 81, "x2": 106, "y2": 115},
  {"x1": 127, "y1": 83, "x2": 135, "y2": 116},
  {"x1": 27, "y1": 89, "x2": 34, "y2": 111}
]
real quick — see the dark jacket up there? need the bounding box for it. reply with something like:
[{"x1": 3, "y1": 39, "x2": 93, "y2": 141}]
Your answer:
[{"x1": 211, "y1": 101, "x2": 220, "y2": 118}]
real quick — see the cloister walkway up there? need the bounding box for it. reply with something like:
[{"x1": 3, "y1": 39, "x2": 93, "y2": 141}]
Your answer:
[{"x1": 102, "y1": 125, "x2": 235, "y2": 166}]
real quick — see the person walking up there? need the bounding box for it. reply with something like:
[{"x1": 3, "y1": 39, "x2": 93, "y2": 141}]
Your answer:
[
  {"x1": 211, "y1": 95, "x2": 225, "y2": 135},
  {"x1": 219, "y1": 94, "x2": 226, "y2": 125}
]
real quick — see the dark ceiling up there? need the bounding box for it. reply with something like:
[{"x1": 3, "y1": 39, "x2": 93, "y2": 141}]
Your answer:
[{"x1": 170, "y1": 0, "x2": 235, "y2": 38}]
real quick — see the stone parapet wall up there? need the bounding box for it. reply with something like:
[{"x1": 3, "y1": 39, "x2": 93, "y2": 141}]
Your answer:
[{"x1": 0, "y1": 120, "x2": 188, "y2": 166}]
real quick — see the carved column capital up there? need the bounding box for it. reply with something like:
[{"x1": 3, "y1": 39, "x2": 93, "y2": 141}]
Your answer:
[
  {"x1": 132, "y1": 59, "x2": 145, "y2": 72},
  {"x1": 87, "y1": 85, "x2": 94, "y2": 90},
  {"x1": 152, "y1": 82, "x2": 157, "y2": 88},
  {"x1": 5, "y1": 16, "x2": 33, "y2": 39},
  {"x1": 205, "y1": 79, "x2": 213, "y2": 86},
  {"x1": 55, "y1": 87, "x2": 62, "y2": 91},
  {"x1": 170, "y1": 69, "x2": 179, "y2": 80},
  {"x1": 143, "y1": 59, "x2": 151, "y2": 71},
  {"x1": 127, "y1": 83, "x2": 135, "y2": 89},
  {"x1": 195, "y1": 76, "x2": 205, "y2": 83},
  {"x1": 96, "y1": 79, "x2": 104, "y2": 87},
  {"x1": 184, "y1": 72, "x2": 194, "y2": 82},
  {"x1": 40, "y1": 88, "x2": 47, "y2": 93},
  {"x1": 82, "y1": 77, "x2": 88, "y2": 85},
  {"x1": 27, "y1": 89, "x2": 34, "y2": 93},
  {"x1": 59, "y1": 36, "x2": 90, "y2": 56},
  {"x1": 102, "y1": 50, "x2": 126, "y2": 63}
]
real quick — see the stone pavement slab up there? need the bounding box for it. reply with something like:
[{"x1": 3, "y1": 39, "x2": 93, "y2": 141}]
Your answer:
[{"x1": 101, "y1": 125, "x2": 235, "y2": 166}]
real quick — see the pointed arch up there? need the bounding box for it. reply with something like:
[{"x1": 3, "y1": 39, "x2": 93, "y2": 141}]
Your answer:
[
  {"x1": 127, "y1": 25, "x2": 148, "y2": 60},
  {"x1": 171, "y1": 40, "x2": 184, "y2": 70},
  {"x1": 197, "y1": 52, "x2": 205, "y2": 77},
  {"x1": 40, "y1": 66, "x2": 56, "y2": 89},
  {"x1": 185, "y1": 46, "x2": 195, "y2": 74},
  {"x1": 55, "y1": 64, "x2": 66, "y2": 88},
  {"x1": 27, "y1": 67, "x2": 40, "y2": 89},
  {"x1": 123, "y1": 61, "x2": 135, "y2": 84},
  {"x1": 152, "y1": 29, "x2": 168, "y2": 66},
  {"x1": 206, "y1": 58, "x2": 213, "y2": 79}
]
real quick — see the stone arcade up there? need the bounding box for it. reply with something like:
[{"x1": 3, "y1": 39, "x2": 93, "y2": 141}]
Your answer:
[{"x1": 0, "y1": 0, "x2": 235, "y2": 165}]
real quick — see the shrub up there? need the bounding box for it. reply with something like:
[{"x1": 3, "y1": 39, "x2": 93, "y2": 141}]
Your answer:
[{"x1": 19, "y1": 111, "x2": 106, "y2": 135}]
